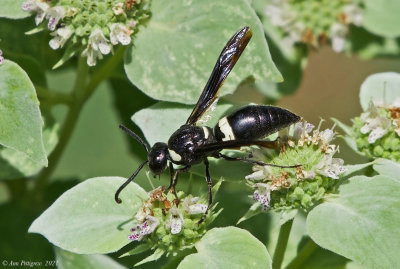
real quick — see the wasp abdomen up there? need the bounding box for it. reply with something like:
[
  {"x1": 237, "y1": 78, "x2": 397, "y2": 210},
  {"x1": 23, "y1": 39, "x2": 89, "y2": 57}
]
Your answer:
[{"x1": 214, "y1": 105, "x2": 300, "y2": 141}]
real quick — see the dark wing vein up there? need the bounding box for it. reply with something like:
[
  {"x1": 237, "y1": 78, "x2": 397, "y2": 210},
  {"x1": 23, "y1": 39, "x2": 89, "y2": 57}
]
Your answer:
[{"x1": 186, "y1": 26, "x2": 252, "y2": 125}]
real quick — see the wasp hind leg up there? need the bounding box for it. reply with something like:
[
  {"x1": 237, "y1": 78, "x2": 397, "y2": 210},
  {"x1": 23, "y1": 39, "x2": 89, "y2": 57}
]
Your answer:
[
  {"x1": 198, "y1": 158, "x2": 213, "y2": 224},
  {"x1": 215, "y1": 153, "x2": 300, "y2": 168}
]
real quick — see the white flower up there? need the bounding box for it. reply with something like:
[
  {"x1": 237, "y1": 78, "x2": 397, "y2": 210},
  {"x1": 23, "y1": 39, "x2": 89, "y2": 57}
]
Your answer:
[
  {"x1": 246, "y1": 170, "x2": 266, "y2": 181},
  {"x1": 110, "y1": 23, "x2": 133, "y2": 45},
  {"x1": 343, "y1": 4, "x2": 363, "y2": 26},
  {"x1": 0, "y1": 49, "x2": 4, "y2": 65},
  {"x1": 166, "y1": 207, "x2": 184, "y2": 234},
  {"x1": 81, "y1": 29, "x2": 111, "y2": 66},
  {"x1": 360, "y1": 102, "x2": 391, "y2": 143},
  {"x1": 283, "y1": 22, "x2": 305, "y2": 46},
  {"x1": 22, "y1": 0, "x2": 50, "y2": 25},
  {"x1": 316, "y1": 151, "x2": 346, "y2": 179},
  {"x1": 181, "y1": 196, "x2": 207, "y2": 215},
  {"x1": 330, "y1": 23, "x2": 348, "y2": 53},
  {"x1": 265, "y1": 0, "x2": 296, "y2": 29},
  {"x1": 49, "y1": 27, "x2": 72, "y2": 50},
  {"x1": 46, "y1": 6, "x2": 66, "y2": 31},
  {"x1": 253, "y1": 183, "x2": 271, "y2": 211},
  {"x1": 113, "y1": 2, "x2": 125, "y2": 15},
  {"x1": 135, "y1": 200, "x2": 153, "y2": 223},
  {"x1": 128, "y1": 215, "x2": 159, "y2": 241}
]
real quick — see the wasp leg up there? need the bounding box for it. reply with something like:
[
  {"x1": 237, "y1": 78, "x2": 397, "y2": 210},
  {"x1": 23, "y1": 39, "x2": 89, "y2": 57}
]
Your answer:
[
  {"x1": 167, "y1": 163, "x2": 190, "y2": 201},
  {"x1": 215, "y1": 153, "x2": 300, "y2": 168},
  {"x1": 198, "y1": 158, "x2": 212, "y2": 224}
]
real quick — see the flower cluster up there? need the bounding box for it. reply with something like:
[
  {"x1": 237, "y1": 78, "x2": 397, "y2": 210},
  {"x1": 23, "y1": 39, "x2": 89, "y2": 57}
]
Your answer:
[
  {"x1": 246, "y1": 121, "x2": 346, "y2": 212},
  {"x1": 22, "y1": 0, "x2": 150, "y2": 66},
  {"x1": 353, "y1": 99, "x2": 400, "y2": 161},
  {"x1": 265, "y1": 0, "x2": 363, "y2": 52},
  {"x1": 128, "y1": 187, "x2": 218, "y2": 255}
]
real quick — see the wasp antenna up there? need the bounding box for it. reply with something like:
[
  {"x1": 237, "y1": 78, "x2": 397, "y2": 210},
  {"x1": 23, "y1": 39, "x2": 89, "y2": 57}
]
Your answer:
[
  {"x1": 115, "y1": 160, "x2": 149, "y2": 203},
  {"x1": 119, "y1": 124, "x2": 150, "y2": 153}
]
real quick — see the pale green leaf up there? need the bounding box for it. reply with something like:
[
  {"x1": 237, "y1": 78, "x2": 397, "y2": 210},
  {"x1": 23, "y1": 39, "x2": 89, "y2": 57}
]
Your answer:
[
  {"x1": 0, "y1": 0, "x2": 29, "y2": 19},
  {"x1": 0, "y1": 113, "x2": 58, "y2": 179},
  {"x1": 29, "y1": 177, "x2": 148, "y2": 254},
  {"x1": 0, "y1": 60, "x2": 47, "y2": 166},
  {"x1": 342, "y1": 162, "x2": 374, "y2": 178},
  {"x1": 373, "y1": 158, "x2": 400, "y2": 180},
  {"x1": 359, "y1": 72, "x2": 400, "y2": 111},
  {"x1": 124, "y1": 0, "x2": 282, "y2": 104},
  {"x1": 55, "y1": 247, "x2": 126, "y2": 269},
  {"x1": 362, "y1": 0, "x2": 400, "y2": 38},
  {"x1": 307, "y1": 175, "x2": 400, "y2": 268},
  {"x1": 178, "y1": 227, "x2": 272, "y2": 269}
]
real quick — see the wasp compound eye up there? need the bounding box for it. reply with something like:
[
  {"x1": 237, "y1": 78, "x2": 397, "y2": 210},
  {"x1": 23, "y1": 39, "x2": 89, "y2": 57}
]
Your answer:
[{"x1": 148, "y1": 142, "x2": 169, "y2": 175}]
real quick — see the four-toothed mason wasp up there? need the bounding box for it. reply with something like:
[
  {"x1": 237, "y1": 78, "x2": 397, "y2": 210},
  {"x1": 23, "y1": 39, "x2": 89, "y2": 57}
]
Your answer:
[{"x1": 116, "y1": 26, "x2": 301, "y2": 223}]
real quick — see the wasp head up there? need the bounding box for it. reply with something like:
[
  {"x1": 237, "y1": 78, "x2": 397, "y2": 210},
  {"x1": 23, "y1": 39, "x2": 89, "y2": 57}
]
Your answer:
[{"x1": 148, "y1": 142, "x2": 169, "y2": 175}]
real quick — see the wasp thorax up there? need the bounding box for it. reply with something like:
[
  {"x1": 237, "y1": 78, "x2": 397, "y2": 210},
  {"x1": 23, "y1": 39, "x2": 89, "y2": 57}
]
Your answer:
[{"x1": 148, "y1": 142, "x2": 169, "y2": 175}]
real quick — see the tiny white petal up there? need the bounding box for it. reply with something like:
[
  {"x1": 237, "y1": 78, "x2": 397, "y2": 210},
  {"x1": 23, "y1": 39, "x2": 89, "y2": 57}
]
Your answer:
[
  {"x1": 368, "y1": 127, "x2": 387, "y2": 143},
  {"x1": 245, "y1": 170, "x2": 265, "y2": 181},
  {"x1": 330, "y1": 23, "x2": 348, "y2": 53},
  {"x1": 188, "y1": 204, "x2": 207, "y2": 215},
  {"x1": 170, "y1": 218, "x2": 183, "y2": 234},
  {"x1": 343, "y1": 4, "x2": 363, "y2": 26},
  {"x1": 47, "y1": 6, "x2": 66, "y2": 31},
  {"x1": 98, "y1": 42, "x2": 111, "y2": 54}
]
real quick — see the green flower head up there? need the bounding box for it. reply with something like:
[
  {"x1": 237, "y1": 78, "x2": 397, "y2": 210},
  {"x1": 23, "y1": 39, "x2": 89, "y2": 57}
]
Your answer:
[
  {"x1": 246, "y1": 121, "x2": 346, "y2": 212},
  {"x1": 128, "y1": 187, "x2": 219, "y2": 256},
  {"x1": 353, "y1": 99, "x2": 400, "y2": 161},
  {"x1": 266, "y1": 0, "x2": 363, "y2": 52},
  {"x1": 22, "y1": 0, "x2": 151, "y2": 67}
]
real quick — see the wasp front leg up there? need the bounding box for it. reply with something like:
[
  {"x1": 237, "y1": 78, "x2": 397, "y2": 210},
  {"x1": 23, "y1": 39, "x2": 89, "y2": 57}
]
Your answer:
[
  {"x1": 167, "y1": 162, "x2": 190, "y2": 202},
  {"x1": 198, "y1": 158, "x2": 213, "y2": 224}
]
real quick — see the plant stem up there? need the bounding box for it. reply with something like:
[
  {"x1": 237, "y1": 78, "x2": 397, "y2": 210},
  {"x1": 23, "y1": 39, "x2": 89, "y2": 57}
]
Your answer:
[
  {"x1": 32, "y1": 57, "x2": 89, "y2": 201},
  {"x1": 36, "y1": 86, "x2": 73, "y2": 105},
  {"x1": 286, "y1": 238, "x2": 318, "y2": 269},
  {"x1": 272, "y1": 219, "x2": 293, "y2": 269},
  {"x1": 32, "y1": 47, "x2": 126, "y2": 202}
]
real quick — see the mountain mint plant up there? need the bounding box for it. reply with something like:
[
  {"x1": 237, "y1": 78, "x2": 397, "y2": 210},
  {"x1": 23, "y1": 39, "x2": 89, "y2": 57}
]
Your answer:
[
  {"x1": 22, "y1": 0, "x2": 150, "y2": 67},
  {"x1": 2, "y1": 1, "x2": 400, "y2": 268},
  {"x1": 246, "y1": 121, "x2": 346, "y2": 212}
]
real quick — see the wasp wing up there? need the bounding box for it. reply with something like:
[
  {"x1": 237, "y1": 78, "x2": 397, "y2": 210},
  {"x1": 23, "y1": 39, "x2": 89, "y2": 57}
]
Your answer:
[
  {"x1": 186, "y1": 26, "x2": 252, "y2": 125},
  {"x1": 195, "y1": 140, "x2": 278, "y2": 154}
]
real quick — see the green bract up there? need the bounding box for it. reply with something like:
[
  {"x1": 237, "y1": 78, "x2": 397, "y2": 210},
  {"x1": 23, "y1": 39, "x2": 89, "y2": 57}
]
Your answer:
[{"x1": 22, "y1": 0, "x2": 150, "y2": 67}]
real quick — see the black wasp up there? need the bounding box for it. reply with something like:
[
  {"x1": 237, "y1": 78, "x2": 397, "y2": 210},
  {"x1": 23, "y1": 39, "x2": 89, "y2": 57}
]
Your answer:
[{"x1": 116, "y1": 26, "x2": 301, "y2": 223}]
